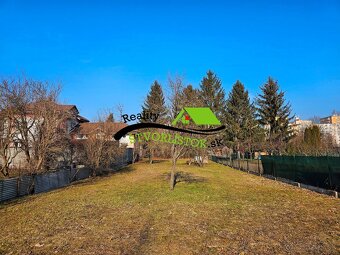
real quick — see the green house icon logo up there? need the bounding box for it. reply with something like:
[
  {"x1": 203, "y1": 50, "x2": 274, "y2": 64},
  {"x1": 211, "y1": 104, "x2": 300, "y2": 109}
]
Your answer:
[{"x1": 172, "y1": 107, "x2": 221, "y2": 126}]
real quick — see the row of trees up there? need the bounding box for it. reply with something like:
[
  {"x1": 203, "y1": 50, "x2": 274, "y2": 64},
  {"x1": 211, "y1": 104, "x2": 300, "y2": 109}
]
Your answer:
[
  {"x1": 140, "y1": 71, "x2": 297, "y2": 189},
  {"x1": 142, "y1": 71, "x2": 295, "y2": 159},
  {"x1": 140, "y1": 70, "x2": 340, "y2": 188}
]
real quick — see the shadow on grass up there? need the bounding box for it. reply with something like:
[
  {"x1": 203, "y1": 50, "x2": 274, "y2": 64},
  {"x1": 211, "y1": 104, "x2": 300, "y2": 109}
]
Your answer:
[
  {"x1": 143, "y1": 159, "x2": 168, "y2": 164},
  {"x1": 71, "y1": 164, "x2": 136, "y2": 187},
  {"x1": 100, "y1": 164, "x2": 135, "y2": 176},
  {"x1": 163, "y1": 171, "x2": 207, "y2": 187}
]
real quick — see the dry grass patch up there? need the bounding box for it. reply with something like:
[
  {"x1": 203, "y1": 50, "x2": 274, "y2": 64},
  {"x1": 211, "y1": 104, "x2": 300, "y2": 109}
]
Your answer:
[{"x1": 0, "y1": 160, "x2": 339, "y2": 254}]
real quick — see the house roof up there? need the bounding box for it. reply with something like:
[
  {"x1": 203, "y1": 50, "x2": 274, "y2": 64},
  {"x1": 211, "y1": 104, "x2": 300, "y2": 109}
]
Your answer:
[
  {"x1": 77, "y1": 122, "x2": 127, "y2": 135},
  {"x1": 56, "y1": 104, "x2": 78, "y2": 112},
  {"x1": 172, "y1": 107, "x2": 221, "y2": 126},
  {"x1": 77, "y1": 115, "x2": 90, "y2": 123},
  {"x1": 27, "y1": 102, "x2": 79, "y2": 114}
]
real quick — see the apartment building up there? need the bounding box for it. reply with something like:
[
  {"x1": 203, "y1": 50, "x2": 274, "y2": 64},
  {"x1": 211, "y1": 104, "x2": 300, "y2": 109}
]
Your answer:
[
  {"x1": 290, "y1": 115, "x2": 340, "y2": 147},
  {"x1": 290, "y1": 117, "x2": 313, "y2": 133},
  {"x1": 317, "y1": 123, "x2": 340, "y2": 147},
  {"x1": 320, "y1": 114, "x2": 340, "y2": 124}
]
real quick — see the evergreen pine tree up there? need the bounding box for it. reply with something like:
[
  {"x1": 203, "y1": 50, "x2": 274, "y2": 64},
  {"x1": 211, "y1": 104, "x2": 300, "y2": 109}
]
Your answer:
[
  {"x1": 256, "y1": 77, "x2": 293, "y2": 153},
  {"x1": 312, "y1": 125, "x2": 321, "y2": 148},
  {"x1": 106, "y1": 113, "x2": 114, "y2": 122},
  {"x1": 142, "y1": 81, "x2": 167, "y2": 123},
  {"x1": 181, "y1": 84, "x2": 206, "y2": 165},
  {"x1": 304, "y1": 125, "x2": 321, "y2": 153},
  {"x1": 225, "y1": 80, "x2": 260, "y2": 157},
  {"x1": 181, "y1": 85, "x2": 202, "y2": 107},
  {"x1": 199, "y1": 70, "x2": 226, "y2": 120},
  {"x1": 304, "y1": 127, "x2": 312, "y2": 145},
  {"x1": 142, "y1": 81, "x2": 167, "y2": 163}
]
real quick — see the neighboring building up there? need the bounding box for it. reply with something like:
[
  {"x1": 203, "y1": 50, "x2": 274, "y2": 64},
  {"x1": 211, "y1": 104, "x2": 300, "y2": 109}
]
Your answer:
[
  {"x1": 1, "y1": 102, "x2": 138, "y2": 170},
  {"x1": 320, "y1": 114, "x2": 340, "y2": 124},
  {"x1": 71, "y1": 121, "x2": 135, "y2": 163},
  {"x1": 317, "y1": 124, "x2": 340, "y2": 147},
  {"x1": 290, "y1": 115, "x2": 340, "y2": 147},
  {"x1": 318, "y1": 114, "x2": 340, "y2": 147},
  {"x1": 290, "y1": 117, "x2": 313, "y2": 134},
  {"x1": 25, "y1": 103, "x2": 89, "y2": 133},
  {"x1": 0, "y1": 103, "x2": 89, "y2": 168},
  {"x1": 52, "y1": 104, "x2": 90, "y2": 132},
  {"x1": 71, "y1": 122, "x2": 134, "y2": 148}
]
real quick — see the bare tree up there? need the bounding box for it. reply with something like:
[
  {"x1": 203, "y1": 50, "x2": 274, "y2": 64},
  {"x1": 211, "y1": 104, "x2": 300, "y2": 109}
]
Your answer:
[
  {"x1": 0, "y1": 115, "x2": 19, "y2": 177},
  {"x1": 332, "y1": 110, "x2": 340, "y2": 116},
  {"x1": 115, "y1": 103, "x2": 124, "y2": 122},
  {"x1": 0, "y1": 80, "x2": 20, "y2": 176},
  {"x1": 167, "y1": 76, "x2": 187, "y2": 190},
  {"x1": 28, "y1": 100, "x2": 72, "y2": 171},
  {"x1": 95, "y1": 108, "x2": 115, "y2": 123},
  {"x1": 0, "y1": 77, "x2": 71, "y2": 174},
  {"x1": 181, "y1": 85, "x2": 207, "y2": 166},
  {"x1": 77, "y1": 114, "x2": 126, "y2": 175},
  {"x1": 309, "y1": 116, "x2": 321, "y2": 124}
]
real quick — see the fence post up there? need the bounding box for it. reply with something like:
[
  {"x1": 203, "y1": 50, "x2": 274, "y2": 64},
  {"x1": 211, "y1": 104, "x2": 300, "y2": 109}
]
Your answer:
[
  {"x1": 327, "y1": 156, "x2": 333, "y2": 189},
  {"x1": 293, "y1": 155, "x2": 297, "y2": 182},
  {"x1": 31, "y1": 174, "x2": 36, "y2": 194},
  {"x1": 272, "y1": 157, "x2": 276, "y2": 180},
  {"x1": 16, "y1": 177, "x2": 20, "y2": 197}
]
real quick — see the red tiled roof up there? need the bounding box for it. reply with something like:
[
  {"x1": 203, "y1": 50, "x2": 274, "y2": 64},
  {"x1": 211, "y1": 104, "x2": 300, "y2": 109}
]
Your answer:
[
  {"x1": 77, "y1": 122, "x2": 127, "y2": 135},
  {"x1": 56, "y1": 104, "x2": 78, "y2": 112},
  {"x1": 26, "y1": 102, "x2": 79, "y2": 114}
]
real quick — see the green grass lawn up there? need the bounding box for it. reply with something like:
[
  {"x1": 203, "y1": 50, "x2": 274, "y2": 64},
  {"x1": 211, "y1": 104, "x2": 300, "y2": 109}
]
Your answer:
[{"x1": 0, "y1": 160, "x2": 339, "y2": 255}]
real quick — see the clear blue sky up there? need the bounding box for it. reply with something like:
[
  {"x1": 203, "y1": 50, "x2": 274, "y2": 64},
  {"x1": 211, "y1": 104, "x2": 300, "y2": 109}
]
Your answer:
[{"x1": 1, "y1": 0, "x2": 339, "y2": 120}]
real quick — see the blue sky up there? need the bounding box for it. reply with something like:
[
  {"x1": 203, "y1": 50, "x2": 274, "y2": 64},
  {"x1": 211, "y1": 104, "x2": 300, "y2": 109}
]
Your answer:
[{"x1": 1, "y1": 0, "x2": 339, "y2": 120}]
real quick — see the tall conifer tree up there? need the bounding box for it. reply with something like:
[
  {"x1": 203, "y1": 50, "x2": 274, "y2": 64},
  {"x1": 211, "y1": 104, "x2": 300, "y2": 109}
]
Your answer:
[
  {"x1": 256, "y1": 77, "x2": 293, "y2": 153},
  {"x1": 142, "y1": 81, "x2": 167, "y2": 163},
  {"x1": 181, "y1": 85, "x2": 202, "y2": 107},
  {"x1": 199, "y1": 70, "x2": 226, "y2": 120},
  {"x1": 142, "y1": 81, "x2": 167, "y2": 122},
  {"x1": 106, "y1": 113, "x2": 114, "y2": 122},
  {"x1": 225, "y1": 80, "x2": 260, "y2": 157}
]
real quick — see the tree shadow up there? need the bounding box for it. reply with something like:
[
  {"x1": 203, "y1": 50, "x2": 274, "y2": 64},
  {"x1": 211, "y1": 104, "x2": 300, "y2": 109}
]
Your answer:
[
  {"x1": 65, "y1": 165, "x2": 136, "y2": 187},
  {"x1": 99, "y1": 164, "x2": 135, "y2": 176},
  {"x1": 148, "y1": 159, "x2": 168, "y2": 164},
  {"x1": 163, "y1": 171, "x2": 207, "y2": 187}
]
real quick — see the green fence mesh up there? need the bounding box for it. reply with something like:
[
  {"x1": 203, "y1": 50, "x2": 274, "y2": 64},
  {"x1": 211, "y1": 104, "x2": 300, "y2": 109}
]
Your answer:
[{"x1": 261, "y1": 156, "x2": 340, "y2": 191}]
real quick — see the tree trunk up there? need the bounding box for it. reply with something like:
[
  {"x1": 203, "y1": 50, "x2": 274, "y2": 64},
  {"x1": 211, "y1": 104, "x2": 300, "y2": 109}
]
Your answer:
[
  {"x1": 170, "y1": 159, "x2": 176, "y2": 190},
  {"x1": 149, "y1": 147, "x2": 153, "y2": 164},
  {"x1": 36, "y1": 156, "x2": 44, "y2": 173},
  {"x1": 1, "y1": 167, "x2": 9, "y2": 177},
  {"x1": 0, "y1": 154, "x2": 10, "y2": 177}
]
